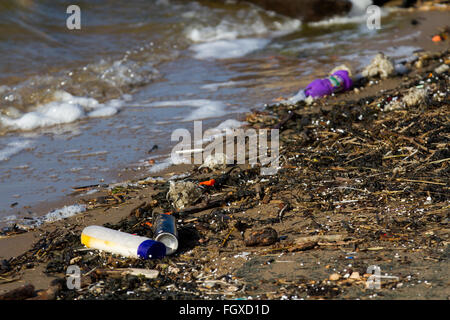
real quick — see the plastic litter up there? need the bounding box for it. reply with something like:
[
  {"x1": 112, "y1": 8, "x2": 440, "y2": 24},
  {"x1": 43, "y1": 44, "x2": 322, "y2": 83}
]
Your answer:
[
  {"x1": 153, "y1": 212, "x2": 178, "y2": 255},
  {"x1": 384, "y1": 87, "x2": 428, "y2": 111},
  {"x1": 199, "y1": 179, "x2": 216, "y2": 187},
  {"x1": 286, "y1": 65, "x2": 353, "y2": 103},
  {"x1": 167, "y1": 180, "x2": 202, "y2": 210},
  {"x1": 304, "y1": 69, "x2": 353, "y2": 98},
  {"x1": 81, "y1": 225, "x2": 166, "y2": 259},
  {"x1": 434, "y1": 63, "x2": 449, "y2": 74},
  {"x1": 402, "y1": 87, "x2": 427, "y2": 107},
  {"x1": 432, "y1": 35, "x2": 442, "y2": 42},
  {"x1": 362, "y1": 52, "x2": 395, "y2": 79}
]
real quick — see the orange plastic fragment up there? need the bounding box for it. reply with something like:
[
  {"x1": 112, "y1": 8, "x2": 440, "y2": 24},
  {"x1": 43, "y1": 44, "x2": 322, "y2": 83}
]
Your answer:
[
  {"x1": 432, "y1": 35, "x2": 442, "y2": 42},
  {"x1": 199, "y1": 179, "x2": 216, "y2": 187}
]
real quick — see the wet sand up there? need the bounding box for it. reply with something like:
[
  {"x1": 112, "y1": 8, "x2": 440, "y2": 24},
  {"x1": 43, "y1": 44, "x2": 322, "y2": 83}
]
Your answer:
[{"x1": 0, "y1": 8, "x2": 449, "y2": 299}]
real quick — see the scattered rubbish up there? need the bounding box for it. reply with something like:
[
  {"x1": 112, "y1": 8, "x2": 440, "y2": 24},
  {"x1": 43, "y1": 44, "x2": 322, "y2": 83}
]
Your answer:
[
  {"x1": 402, "y1": 87, "x2": 428, "y2": 107},
  {"x1": 362, "y1": 52, "x2": 395, "y2": 79},
  {"x1": 1, "y1": 46, "x2": 449, "y2": 300},
  {"x1": 432, "y1": 35, "x2": 442, "y2": 42},
  {"x1": 244, "y1": 227, "x2": 278, "y2": 247},
  {"x1": 153, "y1": 213, "x2": 179, "y2": 255},
  {"x1": 329, "y1": 273, "x2": 341, "y2": 281},
  {"x1": 167, "y1": 181, "x2": 202, "y2": 210},
  {"x1": 304, "y1": 69, "x2": 353, "y2": 98},
  {"x1": 81, "y1": 225, "x2": 166, "y2": 259},
  {"x1": 199, "y1": 179, "x2": 216, "y2": 187},
  {"x1": 349, "y1": 272, "x2": 361, "y2": 280},
  {"x1": 284, "y1": 64, "x2": 353, "y2": 103},
  {"x1": 434, "y1": 63, "x2": 449, "y2": 74},
  {"x1": 384, "y1": 87, "x2": 428, "y2": 111}
]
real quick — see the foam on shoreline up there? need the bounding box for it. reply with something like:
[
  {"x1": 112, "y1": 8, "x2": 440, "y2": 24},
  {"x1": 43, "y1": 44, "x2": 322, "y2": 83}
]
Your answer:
[{"x1": 0, "y1": 91, "x2": 124, "y2": 131}]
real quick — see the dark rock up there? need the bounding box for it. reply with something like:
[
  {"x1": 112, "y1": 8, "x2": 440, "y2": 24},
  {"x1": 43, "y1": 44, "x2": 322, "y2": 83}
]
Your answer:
[{"x1": 244, "y1": 227, "x2": 278, "y2": 246}]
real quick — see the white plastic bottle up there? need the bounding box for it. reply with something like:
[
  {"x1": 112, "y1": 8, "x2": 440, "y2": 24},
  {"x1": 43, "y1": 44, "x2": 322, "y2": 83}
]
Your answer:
[{"x1": 81, "y1": 225, "x2": 166, "y2": 259}]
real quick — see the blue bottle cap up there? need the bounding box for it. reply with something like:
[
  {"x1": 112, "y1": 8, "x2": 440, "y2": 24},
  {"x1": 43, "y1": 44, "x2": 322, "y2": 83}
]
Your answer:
[{"x1": 137, "y1": 240, "x2": 166, "y2": 259}]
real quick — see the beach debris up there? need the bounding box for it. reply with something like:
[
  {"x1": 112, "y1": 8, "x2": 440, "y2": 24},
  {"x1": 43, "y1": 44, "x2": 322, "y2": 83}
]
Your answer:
[
  {"x1": 81, "y1": 225, "x2": 166, "y2": 259},
  {"x1": 199, "y1": 179, "x2": 216, "y2": 187},
  {"x1": 434, "y1": 63, "x2": 449, "y2": 74},
  {"x1": 384, "y1": 87, "x2": 428, "y2": 111},
  {"x1": 304, "y1": 69, "x2": 353, "y2": 98},
  {"x1": 330, "y1": 64, "x2": 352, "y2": 77},
  {"x1": 329, "y1": 273, "x2": 341, "y2": 281},
  {"x1": 402, "y1": 87, "x2": 428, "y2": 107},
  {"x1": 199, "y1": 153, "x2": 228, "y2": 171},
  {"x1": 285, "y1": 65, "x2": 353, "y2": 103},
  {"x1": 432, "y1": 35, "x2": 443, "y2": 42},
  {"x1": 1, "y1": 49, "x2": 449, "y2": 300},
  {"x1": 153, "y1": 213, "x2": 179, "y2": 255},
  {"x1": 244, "y1": 227, "x2": 278, "y2": 247},
  {"x1": 167, "y1": 180, "x2": 202, "y2": 210},
  {"x1": 362, "y1": 53, "x2": 395, "y2": 79},
  {"x1": 349, "y1": 272, "x2": 361, "y2": 280}
]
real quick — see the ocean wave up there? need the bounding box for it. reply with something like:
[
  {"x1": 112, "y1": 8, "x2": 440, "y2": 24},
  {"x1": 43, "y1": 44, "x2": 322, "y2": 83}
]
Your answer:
[{"x1": 185, "y1": 3, "x2": 301, "y2": 60}]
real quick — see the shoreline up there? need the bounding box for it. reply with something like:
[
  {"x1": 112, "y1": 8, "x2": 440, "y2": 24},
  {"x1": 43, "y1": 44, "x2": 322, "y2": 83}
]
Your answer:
[
  {"x1": 0, "y1": 6, "x2": 448, "y2": 223},
  {"x1": 0, "y1": 9, "x2": 449, "y2": 299}
]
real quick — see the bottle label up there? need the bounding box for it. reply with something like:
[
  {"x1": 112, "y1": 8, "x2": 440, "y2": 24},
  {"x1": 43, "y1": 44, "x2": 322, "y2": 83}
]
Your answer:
[{"x1": 329, "y1": 75, "x2": 344, "y2": 92}]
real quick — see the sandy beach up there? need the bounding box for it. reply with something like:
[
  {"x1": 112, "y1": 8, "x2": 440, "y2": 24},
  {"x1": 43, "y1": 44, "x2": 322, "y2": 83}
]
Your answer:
[{"x1": 0, "y1": 3, "x2": 449, "y2": 300}]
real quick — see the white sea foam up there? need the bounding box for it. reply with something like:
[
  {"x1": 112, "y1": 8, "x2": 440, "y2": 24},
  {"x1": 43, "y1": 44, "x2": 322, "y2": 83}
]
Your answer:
[
  {"x1": 0, "y1": 91, "x2": 123, "y2": 131},
  {"x1": 186, "y1": 5, "x2": 300, "y2": 60},
  {"x1": 43, "y1": 204, "x2": 87, "y2": 223},
  {"x1": 310, "y1": 0, "x2": 387, "y2": 27},
  {"x1": 191, "y1": 38, "x2": 270, "y2": 60},
  {"x1": 0, "y1": 140, "x2": 32, "y2": 162},
  {"x1": 213, "y1": 119, "x2": 246, "y2": 131},
  {"x1": 1, "y1": 204, "x2": 87, "y2": 228},
  {"x1": 186, "y1": 9, "x2": 300, "y2": 43}
]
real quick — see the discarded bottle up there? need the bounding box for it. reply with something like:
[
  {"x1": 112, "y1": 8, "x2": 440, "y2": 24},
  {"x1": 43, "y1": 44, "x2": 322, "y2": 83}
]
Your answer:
[
  {"x1": 153, "y1": 213, "x2": 178, "y2": 255},
  {"x1": 81, "y1": 225, "x2": 166, "y2": 259},
  {"x1": 304, "y1": 70, "x2": 353, "y2": 98}
]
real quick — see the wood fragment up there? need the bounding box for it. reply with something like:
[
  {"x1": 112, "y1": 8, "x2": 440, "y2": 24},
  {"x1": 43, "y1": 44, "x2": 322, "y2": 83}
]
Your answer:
[{"x1": 294, "y1": 234, "x2": 347, "y2": 244}]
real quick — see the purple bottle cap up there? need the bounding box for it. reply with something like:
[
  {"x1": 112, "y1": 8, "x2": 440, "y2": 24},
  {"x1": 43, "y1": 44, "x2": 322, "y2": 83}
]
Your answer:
[{"x1": 137, "y1": 240, "x2": 166, "y2": 259}]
